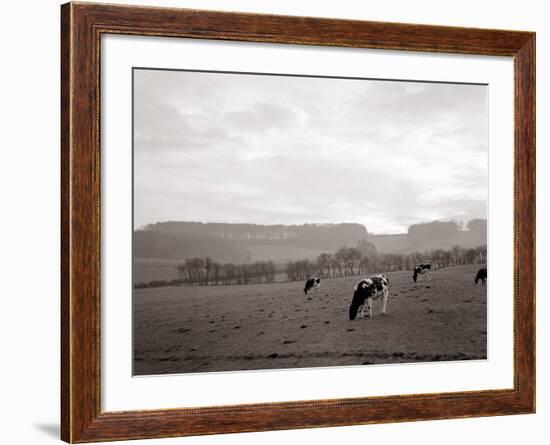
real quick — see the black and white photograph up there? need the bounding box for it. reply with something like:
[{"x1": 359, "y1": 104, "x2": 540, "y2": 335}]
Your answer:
[
  {"x1": 1, "y1": 0, "x2": 544, "y2": 442},
  {"x1": 132, "y1": 68, "x2": 488, "y2": 376}
]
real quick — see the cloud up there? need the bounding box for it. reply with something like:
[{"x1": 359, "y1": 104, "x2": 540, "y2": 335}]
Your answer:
[{"x1": 133, "y1": 69, "x2": 488, "y2": 233}]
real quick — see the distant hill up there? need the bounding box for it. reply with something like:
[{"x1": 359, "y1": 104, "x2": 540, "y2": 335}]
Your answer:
[
  {"x1": 368, "y1": 219, "x2": 487, "y2": 253},
  {"x1": 134, "y1": 222, "x2": 368, "y2": 262},
  {"x1": 134, "y1": 219, "x2": 486, "y2": 262}
]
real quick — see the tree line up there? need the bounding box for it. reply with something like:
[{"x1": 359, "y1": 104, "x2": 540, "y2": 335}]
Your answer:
[
  {"x1": 174, "y1": 258, "x2": 277, "y2": 286},
  {"x1": 284, "y1": 244, "x2": 487, "y2": 281},
  {"x1": 134, "y1": 243, "x2": 486, "y2": 289}
]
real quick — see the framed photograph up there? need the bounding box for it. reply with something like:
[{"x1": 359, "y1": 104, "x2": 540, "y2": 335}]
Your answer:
[{"x1": 61, "y1": 2, "x2": 535, "y2": 442}]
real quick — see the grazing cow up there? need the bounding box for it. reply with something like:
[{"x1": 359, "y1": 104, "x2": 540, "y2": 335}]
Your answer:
[
  {"x1": 304, "y1": 277, "x2": 321, "y2": 295},
  {"x1": 349, "y1": 275, "x2": 389, "y2": 320},
  {"x1": 475, "y1": 267, "x2": 487, "y2": 285},
  {"x1": 413, "y1": 263, "x2": 432, "y2": 282}
]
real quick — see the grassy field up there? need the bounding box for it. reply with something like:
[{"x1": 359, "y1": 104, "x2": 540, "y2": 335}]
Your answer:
[
  {"x1": 133, "y1": 264, "x2": 487, "y2": 375},
  {"x1": 134, "y1": 257, "x2": 184, "y2": 284}
]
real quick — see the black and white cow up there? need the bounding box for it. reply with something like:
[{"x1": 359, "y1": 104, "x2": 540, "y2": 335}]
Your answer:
[
  {"x1": 475, "y1": 267, "x2": 487, "y2": 285},
  {"x1": 304, "y1": 277, "x2": 321, "y2": 295},
  {"x1": 413, "y1": 263, "x2": 432, "y2": 282},
  {"x1": 348, "y1": 275, "x2": 389, "y2": 320}
]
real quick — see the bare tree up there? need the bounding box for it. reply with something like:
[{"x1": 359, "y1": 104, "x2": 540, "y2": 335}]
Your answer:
[
  {"x1": 175, "y1": 263, "x2": 188, "y2": 281},
  {"x1": 204, "y1": 257, "x2": 213, "y2": 285},
  {"x1": 348, "y1": 247, "x2": 362, "y2": 275},
  {"x1": 212, "y1": 262, "x2": 221, "y2": 285}
]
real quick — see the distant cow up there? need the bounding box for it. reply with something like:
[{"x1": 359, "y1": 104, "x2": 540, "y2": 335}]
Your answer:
[
  {"x1": 349, "y1": 275, "x2": 390, "y2": 320},
  {"x1": 304, "y1": 277, "x2": 321, "y2": 295},
  {"x1": 475, "y1": 268, "x2": 487, "y2": 285},
  {"x1": 413, "y1": 263, "x2": 432, "y2": 282}
]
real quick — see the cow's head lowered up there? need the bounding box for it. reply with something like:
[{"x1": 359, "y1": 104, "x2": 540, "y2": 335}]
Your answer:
[
  {"x1": 349, "y1": 279, "x2": 373, "y2": 320},
  {"x1": 304, "y1": 277, "x2": 320, "y2": 295},
  {"x1": 413, "y1": 263, "x2": 431, "y2": 282},
  {"x1": 349, "y1": 276, "x2": 390, "y2": 320}
]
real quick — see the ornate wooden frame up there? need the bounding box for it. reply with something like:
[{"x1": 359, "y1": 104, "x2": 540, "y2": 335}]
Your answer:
[{"x1": 61, "y1": 2, "x2": 536, "y2": 442}]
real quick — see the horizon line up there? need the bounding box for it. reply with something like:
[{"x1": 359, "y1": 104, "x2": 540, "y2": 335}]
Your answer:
[{"x1": 134, "y1": 217, "x2": 487, "y2": 236}]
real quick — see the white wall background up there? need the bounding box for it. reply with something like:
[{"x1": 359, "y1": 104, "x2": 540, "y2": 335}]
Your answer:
[{"x1": 0, "y1": 1, "x2": 545, "y2": 444}]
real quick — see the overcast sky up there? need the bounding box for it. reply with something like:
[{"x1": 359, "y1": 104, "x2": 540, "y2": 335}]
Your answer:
[{"x1": 133, "y1": 69, "x2": 487, "y2": 234}]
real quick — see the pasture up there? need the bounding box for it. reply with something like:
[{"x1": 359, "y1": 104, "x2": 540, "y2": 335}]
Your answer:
[
  {"x1": 133, "y1": 264, "x2": 487, "y2": 375},
  {"x1": 134, "y1": 257, "x2": 185, "y2": 284}
]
